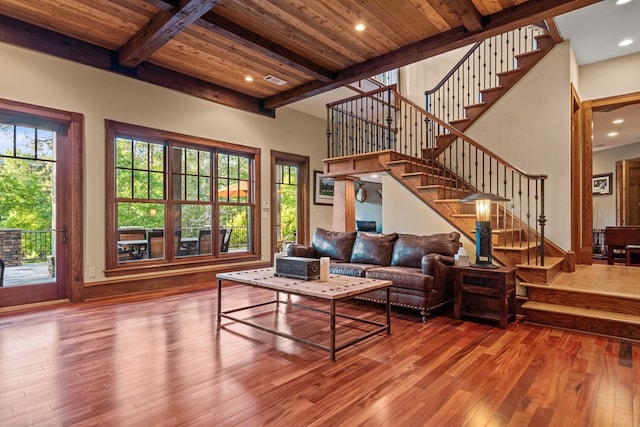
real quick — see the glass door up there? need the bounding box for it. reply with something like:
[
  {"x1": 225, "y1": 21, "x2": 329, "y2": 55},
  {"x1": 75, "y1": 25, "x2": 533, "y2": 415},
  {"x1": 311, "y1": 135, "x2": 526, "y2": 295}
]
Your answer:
[
  {"x1": 271, "y1": 152, "x2": 309, "y2": 256},
  {"x1": 0, "y1": 113, "x2": 72, "y2": 307}
]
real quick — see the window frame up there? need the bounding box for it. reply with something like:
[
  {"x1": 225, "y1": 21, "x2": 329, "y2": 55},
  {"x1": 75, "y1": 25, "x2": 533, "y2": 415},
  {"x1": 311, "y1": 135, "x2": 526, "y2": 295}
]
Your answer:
[{"x1": 105, "y1": 120, "x2": 260, "y2": 276}]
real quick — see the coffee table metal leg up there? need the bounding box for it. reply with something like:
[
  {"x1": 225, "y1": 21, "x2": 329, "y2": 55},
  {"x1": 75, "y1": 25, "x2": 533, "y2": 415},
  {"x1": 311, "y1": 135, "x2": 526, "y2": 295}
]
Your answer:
[
  {"x1": 217, "y1": 278, "x2": 222, "y2": 323},
  {"x1": 330, "y1": 300, "x2": 336, "y2": 361},
  {"x1": 386, "y1": 286, "x2": 391, "y2": 335}
]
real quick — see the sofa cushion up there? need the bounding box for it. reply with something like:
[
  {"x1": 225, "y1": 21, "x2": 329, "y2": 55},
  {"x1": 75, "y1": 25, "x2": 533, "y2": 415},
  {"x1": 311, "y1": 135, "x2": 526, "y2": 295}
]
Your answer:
[
  {"x1": 350, "y1": 232, "x2": 397, "y2": 266},
  {"x1": 366, "y1": 266, "x2": 434, "y2": 292},
  {"x1": 390, "y1": 232, "x2": 461, "y2": 268},
  {"x1": 311, "y1": 228, "x2": 357, "y2": 262},
  {"x1": 329, "y1": 262, "x2": 378, "y2": 278}
]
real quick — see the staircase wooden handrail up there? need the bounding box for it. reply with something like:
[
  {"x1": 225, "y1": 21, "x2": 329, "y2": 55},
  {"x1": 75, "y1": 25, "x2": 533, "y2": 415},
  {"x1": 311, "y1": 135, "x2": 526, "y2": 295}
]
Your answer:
[{"x1": 424, "y1": 42, "x2": 481, "y2": 97}]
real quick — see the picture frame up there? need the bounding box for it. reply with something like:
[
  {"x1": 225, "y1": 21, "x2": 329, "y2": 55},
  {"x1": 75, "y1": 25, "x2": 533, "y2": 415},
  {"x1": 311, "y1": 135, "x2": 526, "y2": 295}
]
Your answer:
[
  {"x1": 314, "y1": 170, "x2": 334, "y2": 205},
  {"x1": 592, "y1": 173, "x2": 612, "y2": 195}
]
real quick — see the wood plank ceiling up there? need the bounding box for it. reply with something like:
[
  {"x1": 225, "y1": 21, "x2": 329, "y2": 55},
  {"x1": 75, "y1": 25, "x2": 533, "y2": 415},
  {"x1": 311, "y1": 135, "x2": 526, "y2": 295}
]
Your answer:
[{"x1": 0, "y1": 0, "x2": 598, "y2": 117}]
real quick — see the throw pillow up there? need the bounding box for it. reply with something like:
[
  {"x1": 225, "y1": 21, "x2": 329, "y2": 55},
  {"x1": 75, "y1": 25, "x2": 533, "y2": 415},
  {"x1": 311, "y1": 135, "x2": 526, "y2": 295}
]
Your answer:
[
  {"x1": 311, "y1": 228, "x2": 357, "y2": 262},
  {"x1": 350, "y1": 232, "x2": 398, "y2": 265},
  {"x1": 391, "y1": 232, "x2": 461, "y2": 268}
]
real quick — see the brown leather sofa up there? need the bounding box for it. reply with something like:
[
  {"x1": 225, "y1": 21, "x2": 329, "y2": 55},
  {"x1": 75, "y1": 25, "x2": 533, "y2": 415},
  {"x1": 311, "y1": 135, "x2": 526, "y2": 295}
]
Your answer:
[{"x1": 288, "y1": 228, "x2": 461, "y2": 321}]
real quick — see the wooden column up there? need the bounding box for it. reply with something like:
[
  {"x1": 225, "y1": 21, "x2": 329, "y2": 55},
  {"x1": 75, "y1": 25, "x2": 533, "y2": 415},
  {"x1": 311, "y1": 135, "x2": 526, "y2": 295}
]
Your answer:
[{"x1": 331, "y1": 177, "x2": 356, "y2": 232}]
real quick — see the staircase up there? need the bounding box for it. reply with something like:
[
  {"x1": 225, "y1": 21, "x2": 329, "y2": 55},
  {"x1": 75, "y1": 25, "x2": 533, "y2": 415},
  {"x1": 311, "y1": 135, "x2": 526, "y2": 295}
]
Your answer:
[
  {"x1": 425, "y1": 26, "x2": 554, "y2": 133},
  {"x1": 325, "y1": 149, "x2": 566, "y2": 285}
]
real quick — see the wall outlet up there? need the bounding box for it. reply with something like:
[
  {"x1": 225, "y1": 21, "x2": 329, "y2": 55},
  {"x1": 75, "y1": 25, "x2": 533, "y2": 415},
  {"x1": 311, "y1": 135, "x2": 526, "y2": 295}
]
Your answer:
[{"x1": 88, "y1": 266, "x2": 96, "y2": 277}]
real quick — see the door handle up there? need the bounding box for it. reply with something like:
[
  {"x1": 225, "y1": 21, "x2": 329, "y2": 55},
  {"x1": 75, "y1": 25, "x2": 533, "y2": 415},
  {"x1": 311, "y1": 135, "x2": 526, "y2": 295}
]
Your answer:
[{"x1": 54, "y1": 224, "x2": 67, "y2": 243}]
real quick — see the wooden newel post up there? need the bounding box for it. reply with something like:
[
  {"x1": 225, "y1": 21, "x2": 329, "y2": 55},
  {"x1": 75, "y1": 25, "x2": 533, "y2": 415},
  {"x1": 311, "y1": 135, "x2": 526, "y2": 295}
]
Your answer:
[{"x1": 331, "y1": 177, "x2": 356, "y2": 232}]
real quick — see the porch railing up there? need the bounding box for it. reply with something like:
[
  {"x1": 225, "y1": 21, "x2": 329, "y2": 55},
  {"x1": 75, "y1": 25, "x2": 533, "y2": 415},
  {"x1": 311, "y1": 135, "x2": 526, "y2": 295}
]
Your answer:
[
  {"x1": 22, "y1": 230, "x2": 52, "y2": 263},
  {"x1": 327, "y1": 85, "x2": 547, "y2": 266}
]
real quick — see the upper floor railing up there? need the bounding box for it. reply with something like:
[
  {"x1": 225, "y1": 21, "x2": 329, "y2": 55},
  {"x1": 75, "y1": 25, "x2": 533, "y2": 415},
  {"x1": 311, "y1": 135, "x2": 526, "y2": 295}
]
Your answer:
[
  {"x1": 425, "y1": 25, "x2": 546, "y2": 125},
  {"x1": 327, "y1": 85, "x2": 548, "y2": 265}
]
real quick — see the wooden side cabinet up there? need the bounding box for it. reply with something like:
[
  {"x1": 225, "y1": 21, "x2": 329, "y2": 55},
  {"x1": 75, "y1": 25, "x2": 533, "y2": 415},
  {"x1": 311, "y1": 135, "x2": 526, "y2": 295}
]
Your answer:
[{"x1": 453, "y1": 265, "x2": 517, "y2": 329}]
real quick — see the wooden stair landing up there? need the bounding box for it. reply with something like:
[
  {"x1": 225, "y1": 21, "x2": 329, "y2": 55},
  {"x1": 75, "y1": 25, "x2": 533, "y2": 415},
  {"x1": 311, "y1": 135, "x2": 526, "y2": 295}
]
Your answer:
[{"x1": 521, "y1": 264, "x2": 640, "y2": 341}]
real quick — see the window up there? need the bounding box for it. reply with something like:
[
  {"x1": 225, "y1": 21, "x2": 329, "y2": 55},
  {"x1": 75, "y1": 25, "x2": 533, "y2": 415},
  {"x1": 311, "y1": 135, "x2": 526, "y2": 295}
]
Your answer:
[{"x1": 106, "y1": 121, "x2": 259, "y2": 274}]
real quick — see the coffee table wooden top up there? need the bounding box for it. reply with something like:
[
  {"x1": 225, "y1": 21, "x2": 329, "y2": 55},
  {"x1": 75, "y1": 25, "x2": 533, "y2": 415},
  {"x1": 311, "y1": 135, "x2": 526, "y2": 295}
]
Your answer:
[{"x1": 217, "y1": 267, "x2": 391, "y2": 300}]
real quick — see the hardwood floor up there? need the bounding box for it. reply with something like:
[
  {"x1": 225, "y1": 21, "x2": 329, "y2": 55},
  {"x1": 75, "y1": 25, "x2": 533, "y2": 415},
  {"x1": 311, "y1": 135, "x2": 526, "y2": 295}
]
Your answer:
[{"x1": 1, "y1": 269, "x2": 639, "y2": 426}]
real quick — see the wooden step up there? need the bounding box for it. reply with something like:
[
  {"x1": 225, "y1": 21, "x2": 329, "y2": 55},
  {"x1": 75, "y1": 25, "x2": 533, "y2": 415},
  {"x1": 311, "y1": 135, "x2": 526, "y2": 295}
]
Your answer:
[
  {"x1": 514, "y1": 49, "x2": 543, "y2": 69},
  {"x1": 522, "y1": 281, "x2": 640, "y2": 315},
  {"x1": 496, "y1": 68, "x2": 523, "y2": 87},
  {"x1": 515, "y1": 256, "x2": 564, "y2": 284},
  {"x1": 494, "y1": 243, "x2": 540, "y2": 265},
  {"x1": 449, "y1": 117, "x2": 471, "y2": 131},
  {"x1": 418, "y1": 185, "x2": 469, "y2": 200},
  {"x1": 479, "y1": 86, "x2": 504, "y2": 104},
  {"x1": 522, "y1": 301, "x2": 640, "y2": 342},
  {"x1": 534, "y1": 33, "x2": 555, "y2": 50},
  {"x1": 462, "y1": 102, "x2": 486, "y2": 122}
]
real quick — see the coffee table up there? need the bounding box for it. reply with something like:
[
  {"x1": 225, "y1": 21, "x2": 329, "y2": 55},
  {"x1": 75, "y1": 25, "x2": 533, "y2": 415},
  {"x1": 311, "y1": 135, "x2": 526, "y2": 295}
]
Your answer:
[{"x1": 216, "y1": 267, "x2": 392, "y2": 361}]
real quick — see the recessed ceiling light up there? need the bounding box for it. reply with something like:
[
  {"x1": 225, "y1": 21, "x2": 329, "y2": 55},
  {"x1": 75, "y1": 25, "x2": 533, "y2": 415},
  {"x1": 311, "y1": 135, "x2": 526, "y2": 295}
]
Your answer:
[
  {"x1": 244, "y1": 76, "x2": 254, "y2": 82},
  {"x1": 608, "y1": 132, "x2": 619, "y2": 137},
  {"x1": 619, "y1": 39, "x2": 633, "y2": 47},
  {"x1": 616, "y1": 0, "x2": 632, "y2": 5},
  {"x1": 370, "y1": 174, "x2": 378, "y2": 178},
  {"x1": 355, "y1": 23, "x2": 366, "y2": 32},
  {"x1": 613, "y1": 119, "x2": 624, "y2": 124}
]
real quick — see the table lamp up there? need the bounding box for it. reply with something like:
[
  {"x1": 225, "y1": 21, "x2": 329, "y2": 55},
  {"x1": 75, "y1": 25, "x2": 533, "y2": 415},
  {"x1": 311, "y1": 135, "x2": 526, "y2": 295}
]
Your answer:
[{"x1": 459, "y1": 193, "x2": 509, "y2": 268}]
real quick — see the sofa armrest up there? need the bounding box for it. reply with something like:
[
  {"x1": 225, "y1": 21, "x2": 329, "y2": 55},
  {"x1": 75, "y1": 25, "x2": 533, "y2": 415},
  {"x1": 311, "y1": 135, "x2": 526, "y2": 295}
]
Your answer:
[
  {"x1": 287, "y1": 244, "x2": 318, "y2": 258},
  {"x1": 421, "y1": 254, "x2": 455, "y2": 300}
]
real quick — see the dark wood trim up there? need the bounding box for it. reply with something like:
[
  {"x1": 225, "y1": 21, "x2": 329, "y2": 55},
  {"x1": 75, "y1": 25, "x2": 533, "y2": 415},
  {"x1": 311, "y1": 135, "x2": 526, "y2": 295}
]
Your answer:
[
  {"x1": 118, "y1": 0, "x2": 221, "y2": 67},
  {"x1": 199, "y1": 12, "x2": 335, "y2": 83},
  {"x1": 264, "y1": 0, "x2": 600, "y2": 108},
  {"x1": 270, "y1": 151, "x2": 311, "y2": 258},
  {"x1": 86, "y1": 261, "x2": 270, "y2": 300},
  {"x1": 104, "y1": 120, "x2": 262, "y2": 276},
  {"x1": 0, "y1": 14, "x2": 274, "y2": 117},
  {"x1": 581, "y1": 91, "x2": 640, "y2": 260},
  {"x1": 570, "y1": 84, "x2": 591, "y2": 265}
]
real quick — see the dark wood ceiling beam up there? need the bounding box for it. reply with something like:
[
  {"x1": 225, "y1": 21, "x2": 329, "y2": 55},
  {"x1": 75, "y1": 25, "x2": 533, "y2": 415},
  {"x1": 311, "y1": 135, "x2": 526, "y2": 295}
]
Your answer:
[
  {"x1": 0, "y1": 14, "x2": 274, "y2": 117},
  {"x1": 263, "y1": 0, "x2": 599, "y2": 109},
  {"x1": 118, "y1": 0, "x2": 221, "y2": 67},
  {"x1": 448, "y1": 0, "x2": 484, "y2": 31},
  {"x1": 199, "y1": 12, "x2": 336, "y2": 83}
]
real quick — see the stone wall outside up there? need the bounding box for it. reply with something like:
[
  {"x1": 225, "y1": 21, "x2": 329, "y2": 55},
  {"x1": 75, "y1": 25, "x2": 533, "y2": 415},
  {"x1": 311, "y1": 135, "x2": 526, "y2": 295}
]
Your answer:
[{"x1": 0, "y1": 229, "x2": 22, "y2": 267}]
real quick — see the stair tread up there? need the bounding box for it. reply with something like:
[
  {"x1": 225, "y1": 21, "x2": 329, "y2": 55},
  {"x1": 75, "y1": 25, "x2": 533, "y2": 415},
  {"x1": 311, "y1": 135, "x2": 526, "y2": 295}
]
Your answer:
[
  {"x1": 523, "y1": 301, "x2": 640, "y2": 325},
  {"x1": 480, "y1": 85, "x2": 503, "y2": 94},
  {"x1": 516, "y1": 257, "x2": 563, "y2": 270},
  {"x1": 515, "y1": 48, "x2": 542, "y2": 59},
  {"x1": 520, "y1": 281, "x2": 640, "y2": 301},
  {"x1": 494, "y1": 243, "x2": 539, "y2": 251}
]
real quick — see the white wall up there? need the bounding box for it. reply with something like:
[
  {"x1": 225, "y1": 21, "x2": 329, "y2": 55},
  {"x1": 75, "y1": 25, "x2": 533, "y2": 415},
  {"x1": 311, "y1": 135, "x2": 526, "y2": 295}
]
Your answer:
[
  {"x1": 592, "y1": 141, "x2": 640, "y2": 228},
  {"x1": 382, "y1": 176, "x2": 475, "y2": 255},
  {"x1": 399, "y1": 45, "x2": 472, "y2": 107},
  {"x1": 578, "y1": 52, "x2": 640, "y2": 101},
  {"x1": 464, "y1": 42, "x2": 573, "y2": 249},
  {"x1": 0, "y1": 42, "x2": 331, "y2": 283}
]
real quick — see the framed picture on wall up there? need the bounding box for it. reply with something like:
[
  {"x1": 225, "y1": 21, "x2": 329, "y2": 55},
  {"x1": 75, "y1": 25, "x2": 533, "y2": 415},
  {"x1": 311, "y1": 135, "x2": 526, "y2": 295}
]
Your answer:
[
  {"x1": 592, "y1": 173, "x2": 613, "y2": 195},
  {"x1": 314, "y1": 170, "x2": 334, "y2": 205}
]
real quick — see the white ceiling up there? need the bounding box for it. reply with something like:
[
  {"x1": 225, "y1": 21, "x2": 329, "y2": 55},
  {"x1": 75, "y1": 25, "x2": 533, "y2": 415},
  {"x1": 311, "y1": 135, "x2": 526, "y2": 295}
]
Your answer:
[
  {"x1": 288, "y1": 0, "x2": 640, "y2": 152},
  {"x1": 554, "y1": 0, "x2": 640, "y2": 66}
]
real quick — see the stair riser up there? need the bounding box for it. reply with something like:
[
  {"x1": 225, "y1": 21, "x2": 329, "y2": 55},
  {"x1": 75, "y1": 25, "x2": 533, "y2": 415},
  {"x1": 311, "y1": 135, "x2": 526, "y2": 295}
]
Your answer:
[
  {"x1": 517, "y1": 263, "x2": 562, "y2": 284},
  {"x1": 525, "y1": 310, "x2": 640, "y2": 342},
  {"x1": 527, "y1": 288, "x2": 640, "y2": 316},
  {"x1": 495, "y1": 246, "x2": 539, "y2": 265},
  {"x1": 492, "y1": 231, "x2": 524, "y2": 246}
]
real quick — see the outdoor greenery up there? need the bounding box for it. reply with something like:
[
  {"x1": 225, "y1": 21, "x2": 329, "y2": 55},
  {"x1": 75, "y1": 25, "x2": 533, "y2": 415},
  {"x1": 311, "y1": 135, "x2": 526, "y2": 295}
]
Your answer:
[{"x1": 0, "y1": 123, "x2": 55, "y2": 261}]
